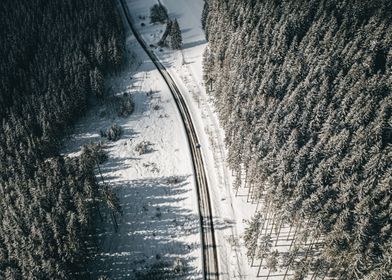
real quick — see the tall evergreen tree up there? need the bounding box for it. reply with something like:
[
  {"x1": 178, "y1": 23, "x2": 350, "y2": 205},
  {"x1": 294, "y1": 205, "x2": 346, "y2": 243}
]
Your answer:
[
  {"x1": 202, "y1": 0, "x2": 392, "y2": 278},
  {"x1": 0, "y1": 0, "x2": 126, "y2": 277},
  {"x1": 170, "y1": 19, "x2": 183, "y2": 50}
]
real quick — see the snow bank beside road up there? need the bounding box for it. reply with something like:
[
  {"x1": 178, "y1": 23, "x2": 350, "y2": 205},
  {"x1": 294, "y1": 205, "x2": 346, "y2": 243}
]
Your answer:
[
  {"x1": 128, "y1": 0, "x2": 260, "y2": 278},
  {"x1": 62, "y1": 3, "x2": 202, "y2": 278}
]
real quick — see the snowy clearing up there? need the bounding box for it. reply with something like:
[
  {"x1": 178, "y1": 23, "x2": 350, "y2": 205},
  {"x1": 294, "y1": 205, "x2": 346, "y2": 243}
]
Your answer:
[
  {"x1": 127, "y1": 0, "x2": 263, "y2": 279},
  {"x1": 62, "y1": 3, "x2": 202, "y2": 278},
  {"x1": 65, "y1": 0, "x2": 291, "y2": 278}
]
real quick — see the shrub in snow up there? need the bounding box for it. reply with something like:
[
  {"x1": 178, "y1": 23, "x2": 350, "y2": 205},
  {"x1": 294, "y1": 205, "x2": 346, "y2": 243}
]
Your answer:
[
  {"x1": 118, "y1": 92, "x2": 134, "y2": 117},
  {"x1": 155, "y1": 211, "x2": 162, "y2": 219},
  {"x1": 150, "y1": 4, "x2": 168, "y2": 24},
  {"x1": 170, "y1": 19, "x2": 182, "y2": 49},
  {"x1": 103, "y1": 123, "x2": 122, "y2": 141},
  {"x1": 158, "y1": 20, "x2": 172, "y2": 46},
  {"x1": 167, "y1": 176, "x2": 181, "y2": 184},
  {"x1": 146, "y1": 89, "x2": 154, "y2": 97},
  {"x1": 159, "y1": 19, "x2": 182, "y2": 50},
  {"x1": 135, "y1": 261, "x2": 172, "y2": 279},
  {"x1": 134, "y1": 258, "x2": 187, "y2": 279},
  {"x1": 135, "y1": 141, "x2": 152, "y2": 155},
  {"x1": 82, "y1": 142, "x2": 108, "y2": 164},
  {"x1": 173, "y1": 257, "x2": 186, "y2": 275}
]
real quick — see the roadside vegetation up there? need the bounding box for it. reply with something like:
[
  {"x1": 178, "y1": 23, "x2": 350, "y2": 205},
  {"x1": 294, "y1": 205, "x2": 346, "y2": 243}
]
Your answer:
[
  {"x1": 203, "y1": 0, "x2": 392, "y2": 278},
  {"x1": 150, "y1": 3, "x2": 183, "y2": 49},
  {"x1": 0, "y1": 0, "x2": 125, "y2": 278},
  {"x1": 150, "y1": 3, "x2": 169, "y2": 24}
]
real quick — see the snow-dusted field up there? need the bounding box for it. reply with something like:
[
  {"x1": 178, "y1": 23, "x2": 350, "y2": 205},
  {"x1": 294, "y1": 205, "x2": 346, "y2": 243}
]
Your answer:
[
  {"x1": 127, "y1": 0, "x2": 263, "y2": 279},
  {"x1": 62, "y1": 0, "x2": 281, "y2": 278},
  {"x1": 62, "y1": 4, "x2": 202, "y2": 278}
]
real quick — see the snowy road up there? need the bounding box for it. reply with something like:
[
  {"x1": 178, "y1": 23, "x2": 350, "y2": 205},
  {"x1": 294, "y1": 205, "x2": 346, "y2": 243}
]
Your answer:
[{"x1": 119, "y1": 0, "x2": 219, "y2": 278}]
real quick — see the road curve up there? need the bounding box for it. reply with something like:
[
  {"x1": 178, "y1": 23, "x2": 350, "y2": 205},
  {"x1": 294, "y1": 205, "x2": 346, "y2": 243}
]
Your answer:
[{"x1": 118, "y1": 0, "x2": 219, "y2": 279}]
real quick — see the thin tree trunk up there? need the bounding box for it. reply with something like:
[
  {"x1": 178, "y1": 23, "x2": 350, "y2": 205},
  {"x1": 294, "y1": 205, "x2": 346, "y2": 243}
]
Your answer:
[
  {"x1": 263, "y1": 209, "x2": 273, "y2": 236},
  {"x1": 251, "y1": 183, "x2": 258, "y2": 203},
  {"x1": 287, "y1": 224, "x2": 293, "y2": 241},
  {"x1": 96, "y1": 162, "x2": 105, "y2": 183},
  {"x1": 321, "y1": 264, "x2": 330, "y2": 280},
  {"x1": 266, "y1": 267, "x2": 272, "y2": 280},
  {"x1": 247, "y1": 183, "x2": 253, "y2": 202},
  {"x1": 257, "y1": 257, "x2": 264, "y2": 277},
  {"x1": 234, "y1": 169, "x2": 240, "y2": 196},
  {"x1": 111, "y1": 212, "x2": 118, "y2": 232},
  {"x1": 262, "y1": 206, "x2": 271, "y2": 235},
  {"x1": 283, "y1": 261, "x2": 291, "y2": 280},
  {"x1": 255, "y1": 197, "x2": 261, "y2": 212},
  {"x1": 244, "y1": 167, "x2": 248, "y2": 188},
  {"x1": 275, "y1": 221, "x2": 284, "y2": 246},
  {"x1": 268, "y1": 214, "x2": 276, "y2": 237},
  {"x1": 303, "y1": 218, "x2": 312, "y2": 246},
  {"x1": 289, "y1": 223, "x2": 300, "y2": 251},
  {"x1": 284, "y1": 247, "x2": 300, "y2": 280},
  {"x1": 96, "y1": 202, "x2": 103, "y2": 222},
  {"x1": 251, "y1": 219, "x2": 263, "y2": 267},
  {"x1": 304, "y1": 236, "x2": 317, "y2": 261},
  {"x1": 311, "y1": 263, "x2": 320, "y2": 280}
]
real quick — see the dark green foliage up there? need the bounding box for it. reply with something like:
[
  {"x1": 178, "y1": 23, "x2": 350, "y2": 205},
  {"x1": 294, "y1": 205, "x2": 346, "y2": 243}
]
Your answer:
[
  {"x1": 150, "y1": 4, "x2": 169, "y2": 24},
  {"x1": 170, "y1": 19, "x2": 183, "y2": 50},
  {"x1": 158, "y1": 19, "x2": 182, "y2": 50},
  {"x1": 159, "y1": 20, "x2": 173, "y2": 47},
  {"x1": 103, "y1": 124, "x2": 122, "y2": 142},
  {"x1": 203, "y1": 0, "x2": 392, "y2": 278},
  {"x1": 90, "y1": 67, "x2": 105, "y2": 98},
  {"x1": 118, "y1": 93, "x2": 135, "y2": 117},
  {"x1": 82, "y1": 143, "x2": 109, "y2": 165},
  {"x1": 158, "y1": 19, "x2": 182, "y2": 49},
  {"x1": 0, "y1": 0, "x2": 125, "y2": 278},
  {"x1": 0, "y1": 152, "x2": 104, "y2": 279},
  {"x1": 201, "y1": 1, "x2": 209, "y2": 30},
  {"x1": 135, "y1": 259, "x2": 187, "y2": 280}
]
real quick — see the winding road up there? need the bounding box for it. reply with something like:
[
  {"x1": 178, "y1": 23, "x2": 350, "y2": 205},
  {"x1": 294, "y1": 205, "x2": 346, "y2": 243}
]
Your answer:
[{"x1": 118, "y1": 0, "x2": 219, "y2": 279}]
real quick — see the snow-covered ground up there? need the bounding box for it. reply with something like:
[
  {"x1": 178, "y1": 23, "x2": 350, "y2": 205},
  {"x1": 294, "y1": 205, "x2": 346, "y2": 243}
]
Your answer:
[
  {"x1": 63, "y1": 0, "x2": 283, "y2": 278},
  {"x1": 127, "y1": 0, "x2": 262, "y2": 279},
  {"x1": 62, "y1": 4, "x2": 202, "y2": 278}
]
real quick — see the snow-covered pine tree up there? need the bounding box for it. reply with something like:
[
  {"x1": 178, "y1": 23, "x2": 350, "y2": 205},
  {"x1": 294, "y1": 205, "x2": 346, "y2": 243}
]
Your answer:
[
  {"x1": 159, "y1": 20, "x2": 172, "y2": 46},
  {"x1": 202, "y1": 0, "x2": 392, "y2": 278},
  {"x1": 150, "y1": 3, "x2": 168, "y2": 24},
  {"x1": 170, "y1": 19, "x2": 182, "y2": 49}
]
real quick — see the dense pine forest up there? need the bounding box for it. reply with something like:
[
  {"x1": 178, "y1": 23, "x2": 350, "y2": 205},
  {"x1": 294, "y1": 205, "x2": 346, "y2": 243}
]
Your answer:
[
  {"x1": 0, "y1": 0, "x2": 125, "y2": 278},
  {"x1": 203, "y1": 0, "x2": 392, "y2": 279}
]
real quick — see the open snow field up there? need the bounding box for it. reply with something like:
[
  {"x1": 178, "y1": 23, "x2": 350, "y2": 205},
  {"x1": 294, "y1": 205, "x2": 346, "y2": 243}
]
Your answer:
[
  {"x1": 127, "y1": 1, "x2": 307, "y2": 279},
  {"x1": 62, "y1": 4, "x2": 202, "y2": 278},
  {"x1": 63, "y1": 0, "x2": 289, "y2": 278},
  {"x1": 127, "y1": 0, "x2": 263, "y2": 279}
]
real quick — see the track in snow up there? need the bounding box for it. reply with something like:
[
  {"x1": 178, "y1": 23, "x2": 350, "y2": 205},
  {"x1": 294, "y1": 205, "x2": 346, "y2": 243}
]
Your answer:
[{"x1": 118, "y1": 0, "x2": 219, "y2": 279}]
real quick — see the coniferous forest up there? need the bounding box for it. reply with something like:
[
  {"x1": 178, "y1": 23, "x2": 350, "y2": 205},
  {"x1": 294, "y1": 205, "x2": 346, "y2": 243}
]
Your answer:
[
  {"x1": 203, "y1": 0, "x2": 392, "y2": 279},
  {"x1": 0, "y1": 0, "x2": 125, "y2": 278}
]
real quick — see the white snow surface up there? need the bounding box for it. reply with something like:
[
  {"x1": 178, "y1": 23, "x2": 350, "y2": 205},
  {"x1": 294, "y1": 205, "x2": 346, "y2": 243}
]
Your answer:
[
  {"x1": 63, "y1": 0, "x2": 266, "y2": 278},
  {"x1": 127, "y1": 0, "x2": 261, "y2": 279},
  {"x1": 62, "y1": 4, "x2": 202, "y2": 278}
]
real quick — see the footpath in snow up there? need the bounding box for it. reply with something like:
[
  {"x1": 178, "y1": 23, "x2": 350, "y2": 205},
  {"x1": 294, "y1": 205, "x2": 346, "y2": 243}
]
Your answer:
[
  {"x1": 62, "y1": 2, "x2": 202, "y2": 278},
  {"x1": 127, "y1": 0, "x2": 261, "y2": 279}
]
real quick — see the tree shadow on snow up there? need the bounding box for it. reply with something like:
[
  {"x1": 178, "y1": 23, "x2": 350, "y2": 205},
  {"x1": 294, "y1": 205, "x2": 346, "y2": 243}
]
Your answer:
[
  {"x1": 80, "y1": 176, "x2": 202, "y2": 279},
  {"x1": 182, "y1": 39, "x2": 207, "y2": 50}
]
